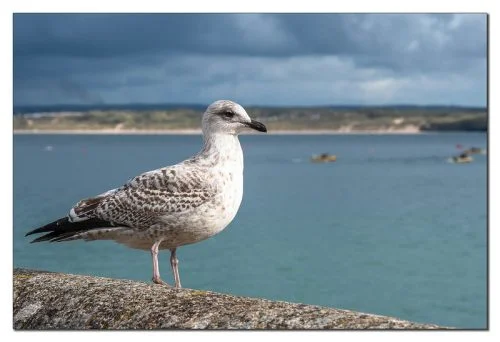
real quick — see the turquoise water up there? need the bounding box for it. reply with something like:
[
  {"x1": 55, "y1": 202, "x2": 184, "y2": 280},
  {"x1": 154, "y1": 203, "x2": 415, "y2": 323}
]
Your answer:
[{"x1": 13, "y1": 133, "x2": 487, "y2": 329}]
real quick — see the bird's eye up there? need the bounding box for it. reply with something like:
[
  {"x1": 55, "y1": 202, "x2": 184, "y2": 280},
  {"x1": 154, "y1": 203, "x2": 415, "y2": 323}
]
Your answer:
[{"x1": 223, "y1": 111, "x2": 235, "y2": 119}]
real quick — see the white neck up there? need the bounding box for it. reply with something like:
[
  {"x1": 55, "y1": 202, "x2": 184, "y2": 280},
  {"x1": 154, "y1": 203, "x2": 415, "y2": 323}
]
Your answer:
[{"x1": 195, "y1": 133, "x2": 243, "y2": 169}]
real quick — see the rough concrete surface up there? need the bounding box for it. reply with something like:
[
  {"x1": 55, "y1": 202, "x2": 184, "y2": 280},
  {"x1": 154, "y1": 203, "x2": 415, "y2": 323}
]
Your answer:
[{"x1": 13, "y1": 268, "x2": 445, "y2": 330}]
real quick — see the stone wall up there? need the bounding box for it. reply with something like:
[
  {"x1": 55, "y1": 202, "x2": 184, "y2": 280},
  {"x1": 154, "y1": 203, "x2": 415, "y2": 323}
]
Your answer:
[{"x1": 13, "y1": 268, "x2": 444, "y2": 329}]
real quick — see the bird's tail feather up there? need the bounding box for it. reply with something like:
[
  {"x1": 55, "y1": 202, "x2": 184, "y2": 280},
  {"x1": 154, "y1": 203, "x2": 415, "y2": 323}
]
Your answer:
[{"x1": 25, "y1": 217, "x2": 117, "y2": 243}]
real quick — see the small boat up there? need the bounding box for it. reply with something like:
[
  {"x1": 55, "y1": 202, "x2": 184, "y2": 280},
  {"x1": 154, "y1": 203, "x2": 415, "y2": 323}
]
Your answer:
[
  {"x1": 463, "y1": 147, "x2": 486, "y2": 155},
  {"x1": 450, "y1": 153, "x2": 473, "y2": 164},
  {"x1": 311, "y1": 153, "x2": 337, "y2": 163}
]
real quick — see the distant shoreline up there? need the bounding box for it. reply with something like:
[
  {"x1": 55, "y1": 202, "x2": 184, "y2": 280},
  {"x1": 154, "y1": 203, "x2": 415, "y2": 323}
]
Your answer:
[{"x1": 13, "y1": 128, "x2": 427, "y2": 135}]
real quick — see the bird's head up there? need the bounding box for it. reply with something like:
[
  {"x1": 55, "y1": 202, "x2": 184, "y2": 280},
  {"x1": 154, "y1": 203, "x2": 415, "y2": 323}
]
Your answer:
[{"x1": 202, "y1": 100, "x2": 267, "y2": 136}]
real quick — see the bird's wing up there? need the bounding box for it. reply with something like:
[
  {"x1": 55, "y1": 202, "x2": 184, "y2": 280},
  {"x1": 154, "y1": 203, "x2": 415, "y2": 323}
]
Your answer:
[{"x1": 68, "y1": 164, "x2": 219, "y2": 229}]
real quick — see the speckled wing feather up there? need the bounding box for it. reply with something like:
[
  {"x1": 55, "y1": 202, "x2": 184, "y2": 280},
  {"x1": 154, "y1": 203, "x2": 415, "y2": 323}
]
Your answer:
[{"x1": 69, "y1": 164, "x2": 219, "y2": 229}]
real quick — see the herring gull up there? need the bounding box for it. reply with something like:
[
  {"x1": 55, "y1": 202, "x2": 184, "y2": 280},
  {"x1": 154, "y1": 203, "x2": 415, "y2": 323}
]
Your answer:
[{"x1": 25, "y1": 100, "x2": 267, "y2": 288}]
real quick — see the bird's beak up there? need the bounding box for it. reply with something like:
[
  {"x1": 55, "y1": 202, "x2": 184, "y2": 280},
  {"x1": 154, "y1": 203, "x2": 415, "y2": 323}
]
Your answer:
[{"x1": 245, "y1": 119, "x2": 267, "y2": 133}]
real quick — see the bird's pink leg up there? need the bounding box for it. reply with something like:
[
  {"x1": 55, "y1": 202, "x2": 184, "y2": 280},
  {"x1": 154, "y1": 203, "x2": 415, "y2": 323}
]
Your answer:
[
  {"x1": 151, "y1": 241, "x2": 170, "y2": 286},
  {"x1": 170, "y1": 248, "x2": 182, "y2": 288}
]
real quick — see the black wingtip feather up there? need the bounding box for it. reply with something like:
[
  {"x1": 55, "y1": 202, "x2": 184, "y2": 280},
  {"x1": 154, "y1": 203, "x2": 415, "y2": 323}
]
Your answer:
[
  {"x1": 29, "y1": 231, "x2": 66, "y2": 243},
  {"x1": 25, "y1": 217, "x2": 70, "y2": 237},
  {"x1": 26, "y1": 217, "x2": 124, "y2": 243}
]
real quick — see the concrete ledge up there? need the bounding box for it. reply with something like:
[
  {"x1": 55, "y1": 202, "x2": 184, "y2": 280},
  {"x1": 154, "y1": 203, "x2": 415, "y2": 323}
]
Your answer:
[{"x1": 13, "y1": 268, "x2": 444, "y2": 329}]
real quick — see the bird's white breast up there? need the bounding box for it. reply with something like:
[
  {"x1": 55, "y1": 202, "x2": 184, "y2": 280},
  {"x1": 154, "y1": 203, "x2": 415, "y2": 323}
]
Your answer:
[
  {"x1": 154, "y1": 135, "x2": 245, "y2": 248},
  {"x1": 209, "y1": 141, "x2": 244, "y2": 233}
]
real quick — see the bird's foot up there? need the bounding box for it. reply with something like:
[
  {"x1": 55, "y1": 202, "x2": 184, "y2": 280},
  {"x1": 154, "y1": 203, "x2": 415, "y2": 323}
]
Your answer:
[{"x1": 152, "y1": 277, "x2": 171, "y2": 286}]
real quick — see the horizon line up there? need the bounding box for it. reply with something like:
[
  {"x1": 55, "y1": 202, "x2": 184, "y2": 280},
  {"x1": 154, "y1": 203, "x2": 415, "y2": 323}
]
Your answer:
[{"x1": 13, "y1": 102, "x2": 487, "y2": 110}]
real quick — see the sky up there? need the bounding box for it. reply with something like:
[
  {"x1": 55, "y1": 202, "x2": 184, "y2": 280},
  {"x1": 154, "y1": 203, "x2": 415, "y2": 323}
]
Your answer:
[{"x1": 13, "y1": 13, "x2": 487, "y2": 107}]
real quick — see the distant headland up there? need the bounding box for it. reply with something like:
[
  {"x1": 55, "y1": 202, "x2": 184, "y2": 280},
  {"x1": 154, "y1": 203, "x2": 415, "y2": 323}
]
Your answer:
[{"x1": 13, "y1": 104, "x2": 487, "y2": 133}]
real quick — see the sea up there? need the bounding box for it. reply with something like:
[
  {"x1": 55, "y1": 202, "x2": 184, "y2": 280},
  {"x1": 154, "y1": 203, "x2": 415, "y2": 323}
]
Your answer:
[{"x1": 13, "y1": 132, "x2": 487, "y2": 329}]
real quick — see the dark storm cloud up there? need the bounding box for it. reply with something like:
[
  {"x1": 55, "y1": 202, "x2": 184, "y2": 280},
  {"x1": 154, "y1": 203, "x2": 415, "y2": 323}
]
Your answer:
[
  {"x1": 14, "y1": 14, "x2": 486, "y2": 61},
  {"x1": 13, "y1": 13, "x2": 487, "y2": 106},
  {"x1": 14, "y1": 14, "x2": 297, "y2": 58}
]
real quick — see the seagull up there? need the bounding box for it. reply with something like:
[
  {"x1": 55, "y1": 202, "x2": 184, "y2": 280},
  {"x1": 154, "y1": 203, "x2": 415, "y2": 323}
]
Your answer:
[{"x1": 25, "y1": 100, "x2": 267, "y2": 288}]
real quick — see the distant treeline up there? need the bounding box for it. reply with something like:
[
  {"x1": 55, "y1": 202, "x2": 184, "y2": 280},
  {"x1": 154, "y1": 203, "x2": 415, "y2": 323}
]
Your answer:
[
  {"x1": 13, "y1": 103, "x2": 486, "y2": 115},
  {"x1": 13, "y1": 103, "x2": 208, "y2": 115},
  {"x1": 420, "y1": 116, "x2": 487, "y2": 131}
]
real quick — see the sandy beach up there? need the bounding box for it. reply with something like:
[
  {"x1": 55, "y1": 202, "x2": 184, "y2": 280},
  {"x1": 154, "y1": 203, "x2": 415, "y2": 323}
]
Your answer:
[{"x1": 13, "y1": 126, "x2": 422, "y2": 135}]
